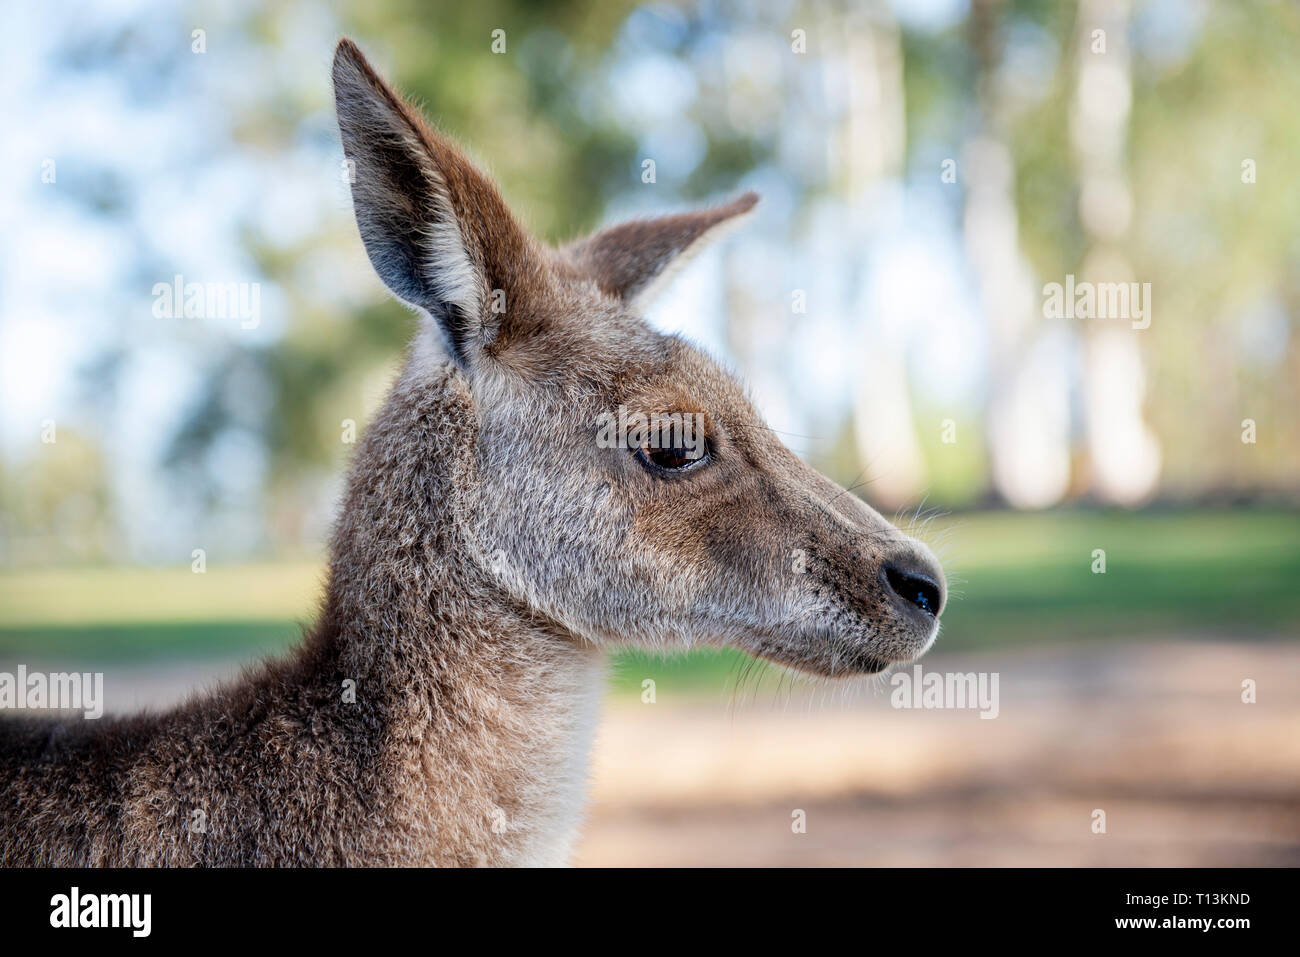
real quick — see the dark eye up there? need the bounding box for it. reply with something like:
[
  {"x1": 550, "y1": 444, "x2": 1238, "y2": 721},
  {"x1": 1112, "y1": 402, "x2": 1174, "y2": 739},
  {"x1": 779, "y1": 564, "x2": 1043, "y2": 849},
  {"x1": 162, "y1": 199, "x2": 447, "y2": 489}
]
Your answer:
[{"x1": 634, "y1": 438, "x2": 711, "y2": 474}]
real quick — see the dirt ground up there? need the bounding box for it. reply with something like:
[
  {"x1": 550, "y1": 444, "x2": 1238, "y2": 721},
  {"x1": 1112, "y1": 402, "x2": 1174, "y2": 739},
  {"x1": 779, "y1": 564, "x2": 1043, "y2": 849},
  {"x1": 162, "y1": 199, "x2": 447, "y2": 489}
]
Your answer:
[
  {"x1": 576, "y1": 640, "x2": 1300, "y2": 866},
  {"x1": 48, "y1": 638, "x2": 1300, "y2": 867}
]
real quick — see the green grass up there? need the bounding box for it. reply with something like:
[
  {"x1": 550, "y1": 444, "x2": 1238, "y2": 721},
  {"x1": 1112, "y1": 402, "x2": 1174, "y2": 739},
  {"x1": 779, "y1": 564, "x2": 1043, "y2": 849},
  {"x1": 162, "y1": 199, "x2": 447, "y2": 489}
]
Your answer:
[
  {"x1": 0, "y1": 510, "x2": 1296, "y2": 687},
  {"x1": 0, "y1": 561, "x2": 323, "y2": 629},
  {"x1": 927, "y1": 508, "x2": 1300, "y2": 646},
  {"x1": 606, "y1": 647, "x2": 772, "y2": 696}
]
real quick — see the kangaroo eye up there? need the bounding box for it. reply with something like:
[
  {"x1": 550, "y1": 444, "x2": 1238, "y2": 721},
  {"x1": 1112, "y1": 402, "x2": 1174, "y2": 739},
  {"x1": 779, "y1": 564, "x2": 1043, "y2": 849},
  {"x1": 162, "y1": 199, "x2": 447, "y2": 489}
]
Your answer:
[{"x1": 635, "y1": 438, "x2": 711, "y2": 474}]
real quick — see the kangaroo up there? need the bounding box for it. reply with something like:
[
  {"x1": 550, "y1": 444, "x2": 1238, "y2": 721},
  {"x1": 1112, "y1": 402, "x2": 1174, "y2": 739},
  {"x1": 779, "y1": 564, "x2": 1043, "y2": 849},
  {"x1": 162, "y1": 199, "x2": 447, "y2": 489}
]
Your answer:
[{"x1": 0, "y1": 39, "x2": 945, "y2": 867}]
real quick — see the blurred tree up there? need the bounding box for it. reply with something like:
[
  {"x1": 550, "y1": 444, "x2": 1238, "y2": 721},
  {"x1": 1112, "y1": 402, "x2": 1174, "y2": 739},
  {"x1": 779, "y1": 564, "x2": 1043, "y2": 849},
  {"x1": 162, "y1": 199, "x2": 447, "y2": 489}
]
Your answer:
[
  {"x1": 5, "y1": 0, "x2": 1299, "y2": 568},
  {"x1": 0, "y1": 430, "x2": 114, "y2": 564},
  {"x1": 1070, "y1": 0, "x2": 1161, "y2": 504}
]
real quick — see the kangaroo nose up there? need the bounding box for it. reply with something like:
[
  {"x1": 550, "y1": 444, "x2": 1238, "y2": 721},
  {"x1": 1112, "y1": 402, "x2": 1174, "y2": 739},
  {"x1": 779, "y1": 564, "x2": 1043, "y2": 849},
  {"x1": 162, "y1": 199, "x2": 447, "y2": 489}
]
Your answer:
[{"x1": 881, "y1": 550, "x2": 946, "y2": 619}]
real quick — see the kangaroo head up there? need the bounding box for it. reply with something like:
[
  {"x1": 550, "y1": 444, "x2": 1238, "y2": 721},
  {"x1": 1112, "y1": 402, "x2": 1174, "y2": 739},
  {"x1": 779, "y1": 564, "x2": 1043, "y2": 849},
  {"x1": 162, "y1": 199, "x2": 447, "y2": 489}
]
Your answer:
[{"x1": 333, "y1": 39, "x2": 945, "y2": 677}]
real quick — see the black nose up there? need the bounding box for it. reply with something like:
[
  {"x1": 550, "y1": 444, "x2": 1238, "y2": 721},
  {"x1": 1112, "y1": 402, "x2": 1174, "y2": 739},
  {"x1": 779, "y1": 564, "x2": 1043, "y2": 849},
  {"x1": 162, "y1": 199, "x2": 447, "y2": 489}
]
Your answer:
[{"x1": 882, "y1": 561, "x2": 944, "y2": 618}]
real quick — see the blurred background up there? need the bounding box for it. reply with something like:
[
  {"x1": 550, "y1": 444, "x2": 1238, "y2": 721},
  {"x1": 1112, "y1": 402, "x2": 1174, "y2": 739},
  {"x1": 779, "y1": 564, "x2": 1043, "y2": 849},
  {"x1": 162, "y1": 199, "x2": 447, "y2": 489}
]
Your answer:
[{"x1": 0, "y1": 0, "x2": 1297, "y2": 865}]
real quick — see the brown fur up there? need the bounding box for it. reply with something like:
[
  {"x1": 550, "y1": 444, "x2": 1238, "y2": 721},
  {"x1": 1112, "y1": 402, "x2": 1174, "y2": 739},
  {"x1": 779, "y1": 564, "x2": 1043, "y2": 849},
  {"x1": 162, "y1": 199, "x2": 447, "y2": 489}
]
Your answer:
[{"x1": 0, "y1": 40, "x2": 945, "y2": 867}]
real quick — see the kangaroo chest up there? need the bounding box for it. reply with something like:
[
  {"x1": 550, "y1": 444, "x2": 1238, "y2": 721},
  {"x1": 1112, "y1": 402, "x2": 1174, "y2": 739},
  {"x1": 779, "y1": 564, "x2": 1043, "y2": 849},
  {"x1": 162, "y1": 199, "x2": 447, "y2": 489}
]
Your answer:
[{"x1": 389, "y1": 642, "x2": 606, "y2": 866}]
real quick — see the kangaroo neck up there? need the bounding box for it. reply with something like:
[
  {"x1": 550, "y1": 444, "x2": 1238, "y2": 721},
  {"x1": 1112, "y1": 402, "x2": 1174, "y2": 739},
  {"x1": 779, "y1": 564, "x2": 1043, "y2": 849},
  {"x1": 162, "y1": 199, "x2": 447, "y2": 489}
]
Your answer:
[{"x1": 312, "y1": 357, "x2": 605, "y2": 865}]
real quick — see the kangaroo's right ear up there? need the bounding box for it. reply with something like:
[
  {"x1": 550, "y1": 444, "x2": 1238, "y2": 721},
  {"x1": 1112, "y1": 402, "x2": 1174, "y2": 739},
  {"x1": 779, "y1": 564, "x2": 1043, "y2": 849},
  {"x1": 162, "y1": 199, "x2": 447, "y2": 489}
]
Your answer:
[
  {"x1": 332, "y1": 39, "x2": 546, "y2": 368},
  {"x1": 565, "y1": 191, "x2": 759, "y2": 313}
]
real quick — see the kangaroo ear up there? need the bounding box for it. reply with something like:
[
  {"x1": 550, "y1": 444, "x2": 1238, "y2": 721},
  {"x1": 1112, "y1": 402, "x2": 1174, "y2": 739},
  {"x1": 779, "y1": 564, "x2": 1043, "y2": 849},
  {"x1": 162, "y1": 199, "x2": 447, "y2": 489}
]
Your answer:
[
  {"x1": 565, "y1": 192, "x2": 758, "y2": 311},
  {"x1": 332, "y1": 39, "x2": 546, "y2": 367}
]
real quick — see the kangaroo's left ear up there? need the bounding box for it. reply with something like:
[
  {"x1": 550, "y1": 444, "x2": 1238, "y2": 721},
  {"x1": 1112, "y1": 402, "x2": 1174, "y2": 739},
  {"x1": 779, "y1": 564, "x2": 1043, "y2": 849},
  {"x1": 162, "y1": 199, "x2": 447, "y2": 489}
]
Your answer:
[
  {"x1": 332, "y1": 38, "x2": 549, "y2": 369},
  {"x1": 564, "y1": 192, "x2": 759, "y2": 312}
]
